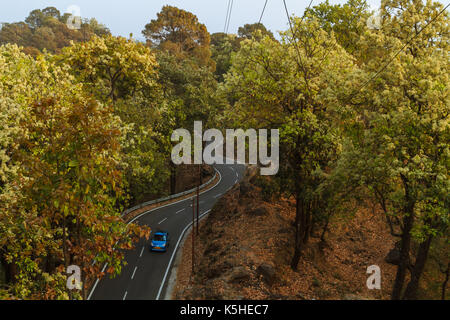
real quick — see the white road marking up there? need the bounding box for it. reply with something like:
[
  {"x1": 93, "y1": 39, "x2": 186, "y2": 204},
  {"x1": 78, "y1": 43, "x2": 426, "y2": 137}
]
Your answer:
[
  {"x1": 87, "y1": 168, "x2": 223, "y2": 301},
  {"x1": 123, "y1": 291, "x2": 128, "y2": 300},
  {"x1": 127, "y1": 168, "x2": 221, "y2": 224},
  {"x1": 139, "y1": 246, "x2": 145, "y2": 258},
  {"x1": 158, "y1": 217, "x2": 168, "y2": 225},
  {"x1": 86, "y1": 261, "x2": 108, "y2": 300},
  {"x1": 176, "y1": 208, "x2": 185, "y2": 214},
  {"x1": 214, "y1": 193, "x2": 223, "y2": 199},
  {"x1": 231, "y1": 167, "x2": 235, "y2": 172},
  {"x1": 131, "y1": 266, "x2": 138, "y2": 280},
  {"x1": 156, "y1": 209, "x2": 211, "y2": 300}
]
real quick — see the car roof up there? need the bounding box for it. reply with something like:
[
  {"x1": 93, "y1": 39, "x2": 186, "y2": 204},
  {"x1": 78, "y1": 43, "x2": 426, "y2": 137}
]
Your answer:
[{"x1": 154, "y1": 232, "x2": 168, "y2": 236}]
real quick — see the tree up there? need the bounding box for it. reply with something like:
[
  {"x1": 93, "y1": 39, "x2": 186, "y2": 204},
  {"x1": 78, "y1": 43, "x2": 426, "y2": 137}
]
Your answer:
[
  {"x1": 156, "y1": 50, "x2": 225, "y2": 193},
  {"x1": 0, "y1": 44, "x2": 149, "y2": 299},
  {"x1": 58, "y1": 35, "x2": 171, "y2": 204},
  {"x1": 223, "y1": 17, "x2": 355, "y2": 270},
  {"x1": 142, "y1": 5, "x2": 213, "y2": 68},
  {"x1": 210, "y1": 33, "x2": 239, "y2": 81},
  {"x1": 0, "y1": 22, "x2": 33, "y2": 48},
  {"x1": 25, "y1": 9, "x2": 46, "y2": 29},
  {"x1": 305, "y1": 0, "x2": 371, "y2": 54},
  {"x1": 42, "y1": 7, "x2": 61, "y2": 20},
  {"x1": 0, "y1": 7, "x2": 110, "y2": 57},
  {"x1": 59, "y1": 35, "x2": 159, "y2": 104},
  {"x1": 237, "y1": 23, "x2": 275, "y2": 41},
  {"x1": 141, "y1": 7, "x2": 226, "y2": 193},
  {"x1": 334, "y1": 0, "x2": 449, "y2": 299},
  {"x1": 211, "y1": 22, "x2": 275, "y2": 82},
  {"x1": 0, "y1": 46, "x2": 34, "y2": 295}
]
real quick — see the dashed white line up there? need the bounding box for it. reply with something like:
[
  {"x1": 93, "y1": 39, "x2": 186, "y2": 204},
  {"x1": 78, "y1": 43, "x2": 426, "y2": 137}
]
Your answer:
[
  {"x1": 156, "y1": 209, "x2": 211, "y2": 300},
  {"x1": 176, "y1": 208, "x2": 185, "y2": 214},
  {"x1": 214, "y1": 193, "x2": 223, "y2": 198},
  {"x1": 87, "y1": 167, "x2": 223, "y2": 301},
  {"x1": 123, "y1": 291, "x2": 128, "y2": 300},
  {"x1": 158, "y1": 217, "x2": 168, "y2": 225},
  {"x1": 131, "y1": 266, "x2": 138, "y2": 280},
  {"x1": 139, "y1": 246, "x2": 145, "y2": 258}
]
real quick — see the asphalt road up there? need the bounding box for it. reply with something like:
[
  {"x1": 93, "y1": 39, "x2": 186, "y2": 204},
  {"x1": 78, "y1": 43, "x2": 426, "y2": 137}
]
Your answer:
[{"x1": 88, "y1": 163, "x2": 245, "y2": 300}]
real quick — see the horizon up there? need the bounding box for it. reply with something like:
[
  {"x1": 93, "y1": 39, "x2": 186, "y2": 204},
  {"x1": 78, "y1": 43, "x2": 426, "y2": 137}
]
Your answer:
[{"x1": 0, "y1": 0, "x2": 381, "y2": 40}]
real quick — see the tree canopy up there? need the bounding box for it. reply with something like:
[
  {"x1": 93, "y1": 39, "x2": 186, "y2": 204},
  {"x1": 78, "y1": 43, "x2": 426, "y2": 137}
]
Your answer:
[
  {"x1": 0, "y1": 7, "x2": 110, "y2": 56},
  {"x1": 0, "y1": 1, "x2": 448, "y2": 300},
  {"x1": 142, "y1": 5, "x2": 213, "y2": 68}
]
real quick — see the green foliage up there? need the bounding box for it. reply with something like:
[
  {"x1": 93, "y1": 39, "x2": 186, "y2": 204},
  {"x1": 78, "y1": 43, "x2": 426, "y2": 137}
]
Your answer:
[
  {"x1": 238, "y1": 23, "x2": 275, "y2": 41},
  {"x1": 210, "y1": 33, "x2": 240, "y2": 82},
  {"x1": 210, "y1": 22, "x2": 275, "y2": 82},
  {"x1": 58, "y1": 35, "x2": 172, "y2": 204},
  {"x1": 305, "y1": 0, "x2": 371, "y2": 54},
  {"x1": 0, "y1": 44, "x2": 149, "y2": 299},
  {"x1": 0, "y1": 7, "x2": 110, "y2": 56},
  {"x1": 1, "y1": 0, "x2": 447, "y2": 301},
  {"x1": 157, "y1": 51, "x2": 223, "y2": 130},
  {"x1": 332, "y1": 0, "x2": 449, "y2": 299},
  {"x1": 338, "y1": 0, "x2": 449, "y2": 242},
  {"x1": 223, "y1": 17, "x2": 354, "y2": 196},
  {"x1": 222, "y1": 16, "x2": 357, "y2": 269},
  {"x1": 58, "y1": 35, "x2": 159, "y2": 104},
  {"x1": 142, "y1": 5, "x2": 213, "y2": 69}
]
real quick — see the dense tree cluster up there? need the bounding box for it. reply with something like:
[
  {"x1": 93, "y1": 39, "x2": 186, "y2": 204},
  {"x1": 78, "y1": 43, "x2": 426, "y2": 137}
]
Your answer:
[
  {"x1": 0, "y1": 7, "x2": 110, "y2": 56},
  {"x1": 0, "y1": 1, "x2": 448, "y2": 300},
  {"x1": 0, "y1": 44, "x2": 148, "y2": 299},
  {"x1": 222, "y1": 0, "x2": 448, "y2": 300}
]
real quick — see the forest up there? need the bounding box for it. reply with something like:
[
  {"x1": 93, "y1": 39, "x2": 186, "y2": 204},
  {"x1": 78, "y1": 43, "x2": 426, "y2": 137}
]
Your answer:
[{"x1": 0, "y1": 0, "x2": 448, "y2": 300}]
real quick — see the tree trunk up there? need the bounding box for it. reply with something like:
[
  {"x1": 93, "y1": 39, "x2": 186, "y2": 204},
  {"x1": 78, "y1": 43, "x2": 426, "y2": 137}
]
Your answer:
[
  {"x1": 291, "y1": 192, "x2": 307, "y2": 270},
  {"x1": 441, "y1": 263, "x2": 449, "y2": 300},
  {"x1": 170, "y1": 162, "x2": 177, "y2": 194},
  {"x1": 320, "y1": 212, "x2": 331, "y2": 242},
  {"x1": 0, "y1": 254, "x2": 16, "y2": 284},
  {"x1": 403, "y1": 235, "x2": 433, "y2": 300},
  {"x1": 392, "y1": 175, "x2": 415, "y2": 300},
  {"x1": 303, "y1": 201, "x2": 311, "y2": 244},
  {"x1": 3, "y1": 259, "x2": 17, "y2": 284},
  {"x1": 391, "y1": 212, "x2": 414, "y2": 300}
]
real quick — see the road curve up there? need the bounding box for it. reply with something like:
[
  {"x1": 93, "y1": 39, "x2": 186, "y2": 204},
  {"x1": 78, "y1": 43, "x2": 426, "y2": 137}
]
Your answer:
[{"x1": 89, "y1": 163, "x2": 245, "y2": 300}]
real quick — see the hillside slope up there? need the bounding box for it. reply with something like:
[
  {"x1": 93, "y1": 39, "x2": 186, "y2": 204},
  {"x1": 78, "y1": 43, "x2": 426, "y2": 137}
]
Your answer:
[{"x1": 172, "y1": 169, "x2": 402, "y2": 300}]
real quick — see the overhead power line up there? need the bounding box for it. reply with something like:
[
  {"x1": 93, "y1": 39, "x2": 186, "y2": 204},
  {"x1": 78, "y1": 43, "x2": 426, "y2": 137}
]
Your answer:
[
  {"x1": 224, "y1": 0, "x2": 231, "y2": 33},
  {"x1": 226, "y1": 0, "x2": 234, "y2": 34},
  {"x1": 231, "y1": 0, "x2": 269, "y2": 94},
  {"x1": 282, "y1": 0, "x2": 314, "y2": 85},
  {"x1": 318, "y1": 1, "x2": 370, "y2": 68},
  {"x1": 224, "y1": 0, "x2": 234, "y2": 34},
  {"x1": 258, "y1": 0, "x2": 269, "y2": 24},
  {"x1": 345, "y1": 2, "x2": 450, "y2": 104}
]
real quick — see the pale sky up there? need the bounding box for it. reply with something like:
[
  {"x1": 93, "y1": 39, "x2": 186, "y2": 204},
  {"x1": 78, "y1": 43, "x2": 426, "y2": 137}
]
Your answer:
[{"x1": 0, "y1": 0, "x2": 381, "y2": 40}]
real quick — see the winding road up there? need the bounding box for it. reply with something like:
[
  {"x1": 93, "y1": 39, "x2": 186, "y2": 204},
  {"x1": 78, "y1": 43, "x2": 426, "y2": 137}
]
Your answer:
[{"x1": 88, "y1": 163, "x2": 245, "y2": 300}]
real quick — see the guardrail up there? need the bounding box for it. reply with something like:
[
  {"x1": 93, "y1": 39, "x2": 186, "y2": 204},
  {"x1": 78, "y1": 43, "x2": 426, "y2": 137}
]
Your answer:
[
  {"x1": 88, "y1": 167, "x2": 219, "y2": 298},
  {"x1": 121, "y1": 169, "x2": 219, "y2": 217}
]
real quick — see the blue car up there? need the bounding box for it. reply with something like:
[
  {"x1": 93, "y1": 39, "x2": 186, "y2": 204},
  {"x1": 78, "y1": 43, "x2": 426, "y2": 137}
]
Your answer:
[{"x1": 150, "y1": 231, "x2": 170, "y2": 252}]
